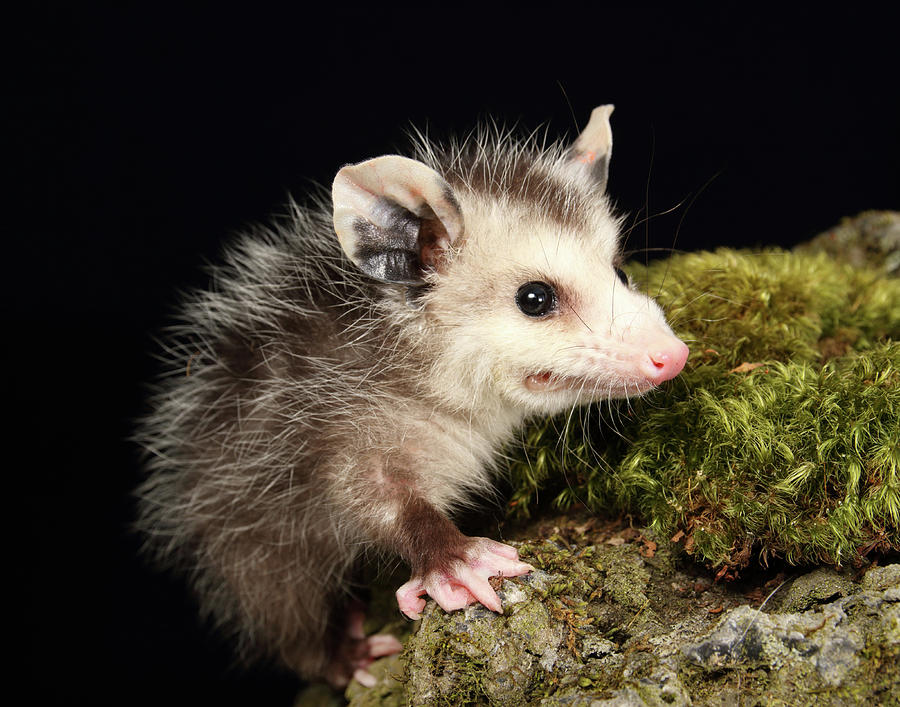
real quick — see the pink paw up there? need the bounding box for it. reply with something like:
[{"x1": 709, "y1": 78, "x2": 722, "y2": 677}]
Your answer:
[
  {"x1": 395, "y1": 537, "x2": 533, "y2": 619},
  {"x1": 350, "y1": 634, "x2": 404, "y2": 687},
  {"x1": 325, "y1": 605, "x2": 403, "y2": 689}
]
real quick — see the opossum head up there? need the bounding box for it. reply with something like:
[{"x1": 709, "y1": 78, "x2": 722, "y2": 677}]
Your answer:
[{"x1": 332, "y1": 105, "x2": 688, "y2": 416}]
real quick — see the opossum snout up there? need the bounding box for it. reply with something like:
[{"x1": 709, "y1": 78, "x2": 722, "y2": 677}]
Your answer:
[{"x1": 638, "y1": 337, "x2": 690, "y2": 385}]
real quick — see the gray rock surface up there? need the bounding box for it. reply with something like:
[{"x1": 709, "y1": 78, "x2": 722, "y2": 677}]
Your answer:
[{"x1": 330, "y1": 534, "x2": 899, "y2": 706}]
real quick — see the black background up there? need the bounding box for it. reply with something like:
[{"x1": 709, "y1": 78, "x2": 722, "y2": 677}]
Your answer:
[{"x1": 15, "y1": 4, "x2": 898, "y2": 706}]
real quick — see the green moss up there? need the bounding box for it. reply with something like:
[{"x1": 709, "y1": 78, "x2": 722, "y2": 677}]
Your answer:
[
  {"x1": 600, "y1": 545, "x2": 650, "y2": 612},
  {"x1": 507, "y1": 247, "x2": 900, "y2": 569}
]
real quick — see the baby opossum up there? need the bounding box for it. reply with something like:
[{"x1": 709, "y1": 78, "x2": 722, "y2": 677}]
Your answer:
[{"x1": 136, "y1": 105, "x2": 689, "y2": 687}]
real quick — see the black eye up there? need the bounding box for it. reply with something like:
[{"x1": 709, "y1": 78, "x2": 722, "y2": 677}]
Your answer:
[
  {"x1": 516, "y1": 281, "x2": 556, "y2": 317},
  {"x1": 614, "y1": 266, "x2": 629, "y2": 286}
]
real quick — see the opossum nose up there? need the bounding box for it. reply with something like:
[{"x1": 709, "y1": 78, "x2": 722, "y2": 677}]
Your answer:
[{"x1": 642, "y1": 339, "x2": 689, "y2": 384}]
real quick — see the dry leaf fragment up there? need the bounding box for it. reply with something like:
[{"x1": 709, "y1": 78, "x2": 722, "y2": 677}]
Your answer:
[{"x1": 729, "y1": 362, "x2": 765, "y2": 373}]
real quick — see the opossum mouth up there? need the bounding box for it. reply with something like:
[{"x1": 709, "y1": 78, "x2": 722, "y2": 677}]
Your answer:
[
  {"x1": 524, "y1": 372, "x2": 656, "y2": 395},
  {"x1": 524, "y1": 372, "x2": 598, "y2": 393}
]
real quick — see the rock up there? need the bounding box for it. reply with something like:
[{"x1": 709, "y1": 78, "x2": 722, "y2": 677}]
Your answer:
[
  {"x1": 344, "y1": 653, "x2": 406, "y2": 707},
  {"x1": 794, "y1": 210, "x2": 900, "y2": 276},
  {"x1": 295, "y1": 683, "x2": 345, "y2": 707},
  {"x1": 345, "y1": 532, "x2": 899, "y2": 705},
  {"x1": 861, "y1": 564, "x2": 900, "y2": 592},
  {"x1": 777, "y1": 567, "x2": 856, "y2": 612},
  {"x1": 683, "y1": 570, "x2": 900, "y2": 699}
]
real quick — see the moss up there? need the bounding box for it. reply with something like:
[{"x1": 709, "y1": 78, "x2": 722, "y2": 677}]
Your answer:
[
  {"x1": 508, "y1": 244, "x2": 900, "y2": 570},
  {"x1": 344, "y1": 655, "x2": 406, "y2": 706},
  {"x1": 600, "y1": 545, "x2": 651, "y2": 612}
]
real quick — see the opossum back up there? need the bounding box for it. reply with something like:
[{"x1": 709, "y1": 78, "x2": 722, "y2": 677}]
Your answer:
[
  {"x1": 133, "y1": 197, "x2": 400, "y2": 668},
  {"x1": 135, "y1": 198, "x2": 385, "y2": 561}
]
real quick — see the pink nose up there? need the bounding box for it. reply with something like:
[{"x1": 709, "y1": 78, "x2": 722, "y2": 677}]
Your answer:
[{"x1": 641, "y1": 339, "x2": 690, "y2": 384}]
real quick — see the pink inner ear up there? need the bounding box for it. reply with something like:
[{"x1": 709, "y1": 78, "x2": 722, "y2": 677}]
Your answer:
[
  {"x1": 332, "y1": 155, "x2": 464, "y2": 280},
  {"x1": 573, "y1": 105, "x2": 614, "y2": 157},
  {"x1": 418, "y1": 218, "x2": 452, "y2": 273}
]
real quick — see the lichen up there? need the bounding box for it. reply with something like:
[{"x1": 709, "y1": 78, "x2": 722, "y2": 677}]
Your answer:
[{"x1": 680, "y1": 570, "x2": 900, "y2": 705}]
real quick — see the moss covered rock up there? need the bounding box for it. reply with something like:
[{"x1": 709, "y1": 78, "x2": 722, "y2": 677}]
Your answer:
[
  {"x1": 795, "y1": 210, "x2": 900, "y2": 276},
  {"x1": 341, "y1": 531, "x2": 899, "y2": 706}
]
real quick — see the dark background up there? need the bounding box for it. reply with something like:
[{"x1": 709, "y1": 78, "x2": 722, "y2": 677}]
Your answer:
[{"x1": 15, "y1": 4, "x2": 897, "y2": 706}]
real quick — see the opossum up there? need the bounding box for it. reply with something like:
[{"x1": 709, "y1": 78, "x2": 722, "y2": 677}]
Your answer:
[{"x1": 136, "y1": 105, "x2": 689, "y2": 688}]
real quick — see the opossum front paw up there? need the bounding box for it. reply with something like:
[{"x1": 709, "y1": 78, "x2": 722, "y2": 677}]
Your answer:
[{"x1": 395, "y1": 537, "x2": 533, "y2": 620}]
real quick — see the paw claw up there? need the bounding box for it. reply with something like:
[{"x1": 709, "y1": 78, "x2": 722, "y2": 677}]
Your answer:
[{"x1": 396, "y1": 578, "x2": 427, "y2": 619}]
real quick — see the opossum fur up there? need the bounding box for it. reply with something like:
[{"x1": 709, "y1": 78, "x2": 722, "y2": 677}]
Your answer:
[{"x1": 135, "y1": 105, "x2": 689, "y2": 686}]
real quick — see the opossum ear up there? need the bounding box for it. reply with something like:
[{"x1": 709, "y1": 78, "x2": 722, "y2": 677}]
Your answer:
[
  {"x1": 569, "y1": 104, "x2": 614, "y2": 192},
  {"x1": 332, "y1": 156, "x2": 464, "y2": 284}
]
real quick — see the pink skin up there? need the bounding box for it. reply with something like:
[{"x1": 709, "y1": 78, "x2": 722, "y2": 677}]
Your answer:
[
  {"x1": 350, "y1": 635, "x2": 404, "y2": 687},
  {"x1": 525, "y1": 337, "x2": 689, "y2": 394},
  {"x1": 326, "y1": 605, "x2": 404, "y2": 689},
  {"x1": 396, "y1": 538, "x2": 534, "y2": 620},
  {"x1": 642, "y1": 338, "x2": 690, "y2": 384}
]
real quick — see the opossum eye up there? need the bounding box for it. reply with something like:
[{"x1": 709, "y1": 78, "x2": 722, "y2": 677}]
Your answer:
[
  {"x1": 614, "y1": 267, "x2": 629, "y2": 286},
  {"x1": 516, "y1": 281, "x2": 557, "y2": 318}
]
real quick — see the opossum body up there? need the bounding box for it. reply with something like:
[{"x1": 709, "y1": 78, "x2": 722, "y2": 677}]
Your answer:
[{"x1": 136, "y1": 105, "x2": 689, "y2": 686}]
